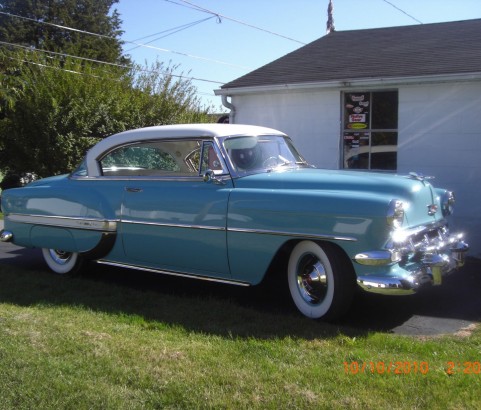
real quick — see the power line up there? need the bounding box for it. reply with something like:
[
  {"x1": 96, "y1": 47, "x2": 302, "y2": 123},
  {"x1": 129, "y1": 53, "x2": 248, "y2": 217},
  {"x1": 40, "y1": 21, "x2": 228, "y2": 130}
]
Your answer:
[
  {"x1": 381, "y1": 0, "x2": 423, "y2": 24},
  {"x1": 130, "y1": 16, "x2": 215, "y2": 43},
  {"x1": 164, "y1": 0, "x2": 307, "y2": 45},
  {"x1": 4, "y1": 54, "x2": 120, "y2": 81},
  {"x1": 0, "y1": 41, "x2": 225, "y2": 85},
  {"x1": 0, "y1": 10, "x2": 252, "y2": 70},
  {"x1": 126, "y1": 16, "x2": 215, "y2": 52}
]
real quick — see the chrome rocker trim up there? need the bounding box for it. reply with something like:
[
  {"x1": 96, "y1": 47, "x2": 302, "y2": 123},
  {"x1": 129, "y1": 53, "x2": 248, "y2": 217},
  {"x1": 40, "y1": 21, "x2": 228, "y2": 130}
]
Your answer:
[{"x1": 95, "y1": 260, "x2": 251, "y2": 287}]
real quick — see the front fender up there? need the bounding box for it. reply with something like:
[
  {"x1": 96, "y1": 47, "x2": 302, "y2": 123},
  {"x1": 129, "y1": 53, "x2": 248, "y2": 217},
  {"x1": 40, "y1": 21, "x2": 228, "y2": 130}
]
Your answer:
[{"x1": 226, "y1": 188, "x2": 391, "y2": 283}]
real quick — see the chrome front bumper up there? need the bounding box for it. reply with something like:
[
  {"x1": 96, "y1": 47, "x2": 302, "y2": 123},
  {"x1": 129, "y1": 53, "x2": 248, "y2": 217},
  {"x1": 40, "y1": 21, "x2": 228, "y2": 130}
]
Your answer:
[{"x1": 354, "y1": 223, "x2": 469, "y2": 295}]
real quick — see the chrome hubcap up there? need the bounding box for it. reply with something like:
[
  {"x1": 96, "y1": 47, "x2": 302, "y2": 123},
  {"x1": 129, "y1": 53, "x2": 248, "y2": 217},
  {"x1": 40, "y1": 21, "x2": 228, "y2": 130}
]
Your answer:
[
  {"x1": 296, "y1": 253, "x2": 328, "y2": 304},
  {"x1": 49, "y1": 250, "x2": 73, "y2": 265}
]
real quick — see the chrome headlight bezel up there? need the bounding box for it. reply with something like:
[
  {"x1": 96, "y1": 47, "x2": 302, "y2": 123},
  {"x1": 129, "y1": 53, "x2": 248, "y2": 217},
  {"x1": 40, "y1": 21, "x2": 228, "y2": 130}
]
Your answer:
[
  {"x1": 440, "y1": 191, "x2": 455, "y2": 217},
  {"x1": 387, "y1": 199, "x2": 405, "y2": 229}
]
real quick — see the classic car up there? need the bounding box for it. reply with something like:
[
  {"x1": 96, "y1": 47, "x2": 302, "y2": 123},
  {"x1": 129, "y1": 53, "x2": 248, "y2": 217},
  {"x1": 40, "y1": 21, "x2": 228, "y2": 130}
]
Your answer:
[{"x1": 0, "y1": 124, "x2": 469, "y2": 321}]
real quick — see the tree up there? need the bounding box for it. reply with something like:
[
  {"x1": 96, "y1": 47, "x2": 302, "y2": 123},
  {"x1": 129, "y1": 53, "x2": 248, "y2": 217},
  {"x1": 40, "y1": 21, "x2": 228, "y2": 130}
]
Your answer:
[
  {"x1": 0, "y1": 0, "x2": 125, "y2": 64},
  {"x1": 0, "y1": 1, "x2": 213, "y2": 179},
  {"x1": 0, "y1": 51, "x2": 212, "y2": 177}
]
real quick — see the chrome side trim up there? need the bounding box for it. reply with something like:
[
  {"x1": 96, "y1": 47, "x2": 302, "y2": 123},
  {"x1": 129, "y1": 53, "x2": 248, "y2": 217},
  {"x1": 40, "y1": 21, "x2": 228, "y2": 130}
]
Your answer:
[
  {"x1": 71, "y1": 175, "x2": 232, "y2": 183},
  {"x1": 7, "y1": 214, "x2": 118, "y2": 232},
  {"x1": 95, "y1": 260, "x2": 251, "y2": 287},
  {"x1": 114, "y1": 220, "x2": 357, "y2": 241},
  {"x1": 121, "y1": 219, "x2": 226, "y2": 231},
  {"x1": 227, "y1": 227, "x2": 357, "y2": 242}
]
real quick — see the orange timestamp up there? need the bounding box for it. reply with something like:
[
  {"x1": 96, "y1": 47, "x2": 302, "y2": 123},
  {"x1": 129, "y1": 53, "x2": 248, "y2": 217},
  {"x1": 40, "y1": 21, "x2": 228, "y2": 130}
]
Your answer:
[
  {"x1": 343, "y1": 361, "x2": 429, "y2": 375},
  {"x1": 344, "y1": 361, "x2": 481, "y2": 375},
  {"x1": 446, "y1": 361, "x2": 481, "y2": 375}
]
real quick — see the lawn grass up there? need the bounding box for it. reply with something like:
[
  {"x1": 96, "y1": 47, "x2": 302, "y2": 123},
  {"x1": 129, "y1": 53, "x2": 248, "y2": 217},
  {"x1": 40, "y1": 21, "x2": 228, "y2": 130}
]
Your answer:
[{"x1": 0, "y1": 263, "x2": 480, "y2": 409}]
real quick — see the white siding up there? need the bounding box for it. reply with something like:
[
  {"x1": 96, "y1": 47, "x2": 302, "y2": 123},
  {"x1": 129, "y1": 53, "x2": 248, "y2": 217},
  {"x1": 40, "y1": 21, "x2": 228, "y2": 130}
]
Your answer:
[
  {"x1": 230, "y1": 80, "x2": 481, "y2": 256},
  {"x1": 234, "y1": 90, "x2": 342, "y2": 169},
  {"x1": 398, "y1": 82, "x2": 481, "y2": 257}
]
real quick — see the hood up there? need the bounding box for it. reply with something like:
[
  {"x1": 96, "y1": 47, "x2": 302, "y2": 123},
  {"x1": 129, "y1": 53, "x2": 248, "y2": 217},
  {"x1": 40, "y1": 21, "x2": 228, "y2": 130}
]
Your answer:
[
  {"x1": 233, "y1": 168, "x2": 440, "y2": 226},
  {"x1": 234, "y1": 168, "x2": 431, "y2": 194}
]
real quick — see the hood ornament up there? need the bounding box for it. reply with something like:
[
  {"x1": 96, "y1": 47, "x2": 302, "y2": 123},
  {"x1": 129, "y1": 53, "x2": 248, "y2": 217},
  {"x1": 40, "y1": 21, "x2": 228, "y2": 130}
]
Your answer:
[{"x1": 408, "y1": 172, "x2": 434, "y2": 182}]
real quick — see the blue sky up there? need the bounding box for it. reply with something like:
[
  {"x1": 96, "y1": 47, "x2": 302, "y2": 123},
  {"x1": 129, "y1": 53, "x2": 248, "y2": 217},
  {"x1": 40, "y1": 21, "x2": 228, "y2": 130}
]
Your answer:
[{"x1": 115, "y1": 0, "x2": 481, "y2": 110}]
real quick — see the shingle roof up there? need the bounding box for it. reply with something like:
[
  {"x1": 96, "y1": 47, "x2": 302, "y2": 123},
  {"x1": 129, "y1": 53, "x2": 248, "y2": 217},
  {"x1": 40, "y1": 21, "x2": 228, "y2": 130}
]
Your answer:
[{"x1": 221, "y1": 19, "x2": 481, "y2": 89}]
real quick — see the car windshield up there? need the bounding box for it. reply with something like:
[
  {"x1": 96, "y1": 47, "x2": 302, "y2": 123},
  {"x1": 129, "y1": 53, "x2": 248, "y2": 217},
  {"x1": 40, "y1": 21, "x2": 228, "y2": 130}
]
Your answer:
[{"x1": 223, "y1": 135, "x2": 309, "y2": 175}]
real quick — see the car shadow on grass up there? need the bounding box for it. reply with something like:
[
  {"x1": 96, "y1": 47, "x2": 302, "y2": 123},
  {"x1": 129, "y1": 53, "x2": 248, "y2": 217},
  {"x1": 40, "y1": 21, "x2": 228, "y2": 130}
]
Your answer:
[{"x1": 0, "y1": 248, "x2": 480, "y2": 339}]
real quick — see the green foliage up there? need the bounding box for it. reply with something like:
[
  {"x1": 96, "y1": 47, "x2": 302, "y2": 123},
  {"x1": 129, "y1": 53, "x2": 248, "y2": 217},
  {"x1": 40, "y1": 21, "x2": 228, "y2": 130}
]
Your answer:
[
  {"x1": 0, "y1": 0, "x2": 125, "y2": 64},
  {"x1": 0, "y1": 1, "x2": 213, "y2": 177},
  {"x1": 0, "y1": 51, "x2": 212, "y2": 176}
]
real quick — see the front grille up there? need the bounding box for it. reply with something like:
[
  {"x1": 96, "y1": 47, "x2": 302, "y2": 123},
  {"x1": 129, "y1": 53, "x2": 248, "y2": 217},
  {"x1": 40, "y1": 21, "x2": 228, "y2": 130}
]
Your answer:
[
  {"x1": 410, "y1": 226, "x2": 447, "y2": 250},
  {"x1": 391, "y1": 222, "x2": 452, "y2": 258}
]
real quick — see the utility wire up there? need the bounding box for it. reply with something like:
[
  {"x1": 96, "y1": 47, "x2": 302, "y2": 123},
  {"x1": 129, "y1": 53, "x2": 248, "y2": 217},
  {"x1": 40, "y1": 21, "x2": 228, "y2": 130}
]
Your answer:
[
  {"x1": 130, "y1": 16, "x2": 215, "y2": 43},
  {"x1": 4, "y1": 54, "x2": 119, "y2": 81},
  {"x1": 0, "y1": 10, "x2": 251, "y2": 70},
  {"x1": 164, "y1": 0, "x2": 307, "y2": 45},
  {"x1": 0, "y1": 41, "x2": 225, "y2": 85},
  {"x1": 381, "y1": 0, "x2": 423, "y2": 24},
  {"x1": 126, "y1": 16, "x2": 215, "y2": 52}
]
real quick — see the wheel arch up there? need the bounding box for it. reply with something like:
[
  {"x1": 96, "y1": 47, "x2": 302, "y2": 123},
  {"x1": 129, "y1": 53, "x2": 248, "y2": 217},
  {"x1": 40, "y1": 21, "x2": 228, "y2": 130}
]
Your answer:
[{"x1": 262, "y1": 238, "x2": 356, "y2": 285}]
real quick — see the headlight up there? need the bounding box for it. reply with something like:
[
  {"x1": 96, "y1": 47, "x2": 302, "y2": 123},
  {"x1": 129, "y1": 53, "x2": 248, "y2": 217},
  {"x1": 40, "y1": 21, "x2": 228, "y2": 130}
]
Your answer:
[
  {"x1": 387, "y1": 199, "x2": 405, "y2": 229},
  {"x1": 441, "y1": 191, "x2": 455, "y2": 216}
]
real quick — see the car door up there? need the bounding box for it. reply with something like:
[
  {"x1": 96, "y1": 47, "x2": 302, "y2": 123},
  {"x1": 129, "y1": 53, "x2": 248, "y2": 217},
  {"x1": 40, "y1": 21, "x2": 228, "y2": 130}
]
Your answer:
[{"x1": 100, "y1": 138, "x2": 232, "y2": 278}]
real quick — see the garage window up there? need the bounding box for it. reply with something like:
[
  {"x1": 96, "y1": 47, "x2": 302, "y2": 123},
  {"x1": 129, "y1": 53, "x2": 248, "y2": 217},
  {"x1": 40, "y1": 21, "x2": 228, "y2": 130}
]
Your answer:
[{"x1": 342, "y1": 91, "x2": 398, "y2": 171}]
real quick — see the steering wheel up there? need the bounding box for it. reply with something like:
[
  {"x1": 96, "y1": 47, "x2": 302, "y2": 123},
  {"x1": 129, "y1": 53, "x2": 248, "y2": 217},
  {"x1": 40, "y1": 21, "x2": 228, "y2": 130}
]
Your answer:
[{"x1": 263, "y1": 156, "x2": 280, "y2": 168}]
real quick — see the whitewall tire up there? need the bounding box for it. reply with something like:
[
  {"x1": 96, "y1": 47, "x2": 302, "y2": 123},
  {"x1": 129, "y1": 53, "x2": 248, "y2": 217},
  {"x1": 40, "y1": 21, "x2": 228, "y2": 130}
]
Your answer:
[
  {"x1": 287, "y1": 241, "x2": 354, "y2": 321},
  {"x1": 42, "y1": 248, "x2": 83, "y2": 276}
]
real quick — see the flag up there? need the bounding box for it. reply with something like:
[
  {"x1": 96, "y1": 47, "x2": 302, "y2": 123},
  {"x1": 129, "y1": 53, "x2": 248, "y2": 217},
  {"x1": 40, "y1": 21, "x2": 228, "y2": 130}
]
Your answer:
[{"x1": 326, "y1": 0, "x2": 335, "y2": 34}]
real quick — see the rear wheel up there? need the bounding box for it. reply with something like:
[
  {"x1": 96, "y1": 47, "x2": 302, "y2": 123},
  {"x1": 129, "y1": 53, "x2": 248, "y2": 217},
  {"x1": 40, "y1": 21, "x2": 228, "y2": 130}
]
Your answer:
[
  {"x1": 42, "y1": 249, "x2": 83, "y2": 276},
  {"x1": 287, "y1": 241, "x2": 354, "y2": 321}
]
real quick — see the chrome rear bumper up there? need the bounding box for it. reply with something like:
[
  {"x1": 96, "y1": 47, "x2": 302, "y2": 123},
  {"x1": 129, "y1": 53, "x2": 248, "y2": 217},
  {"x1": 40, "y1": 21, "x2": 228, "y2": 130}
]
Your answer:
[{"x1": 0, "y1": 230, "x2": 13, "y2": 242}]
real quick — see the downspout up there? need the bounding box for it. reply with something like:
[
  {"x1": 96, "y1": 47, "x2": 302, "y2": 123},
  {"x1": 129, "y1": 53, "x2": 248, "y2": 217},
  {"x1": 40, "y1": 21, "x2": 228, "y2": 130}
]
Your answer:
[{"x1": 221, "y1": 95, "x2": 236, "y2": 124}]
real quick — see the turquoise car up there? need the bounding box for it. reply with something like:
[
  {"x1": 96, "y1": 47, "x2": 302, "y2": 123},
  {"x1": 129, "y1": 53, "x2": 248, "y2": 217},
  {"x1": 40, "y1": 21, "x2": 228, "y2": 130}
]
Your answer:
[{"x1": 0, "y1": 124, "x2": 469, "y2": 321}]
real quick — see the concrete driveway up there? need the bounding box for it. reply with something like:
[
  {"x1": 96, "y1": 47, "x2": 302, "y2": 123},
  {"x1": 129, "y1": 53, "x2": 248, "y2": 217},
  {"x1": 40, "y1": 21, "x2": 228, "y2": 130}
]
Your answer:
[{"x1": 1, "y1": 219, "x2": 480, "y2": 336}]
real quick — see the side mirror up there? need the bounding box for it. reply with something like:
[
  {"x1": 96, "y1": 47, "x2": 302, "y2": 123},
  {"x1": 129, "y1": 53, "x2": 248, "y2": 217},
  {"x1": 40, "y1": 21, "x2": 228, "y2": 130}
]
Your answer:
[{"x1": 203, "y1": 169, "x2": 225, "y2": 185}]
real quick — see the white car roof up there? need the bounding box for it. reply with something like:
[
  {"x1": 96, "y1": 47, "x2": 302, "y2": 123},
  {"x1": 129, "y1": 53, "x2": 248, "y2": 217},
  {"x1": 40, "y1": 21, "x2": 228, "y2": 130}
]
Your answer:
[{"x1": 85, "y1": 123, "x2": 286, "y2": 177}]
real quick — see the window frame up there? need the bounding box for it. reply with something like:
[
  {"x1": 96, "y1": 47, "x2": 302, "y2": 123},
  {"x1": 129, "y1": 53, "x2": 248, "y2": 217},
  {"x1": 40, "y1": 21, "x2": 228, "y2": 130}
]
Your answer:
[
  {"x1": 96, "y1": 138, "x2": 229, "y2": 179},
  {"x1": 341, "y1": 90, "x2": 399, "y2": 172}
]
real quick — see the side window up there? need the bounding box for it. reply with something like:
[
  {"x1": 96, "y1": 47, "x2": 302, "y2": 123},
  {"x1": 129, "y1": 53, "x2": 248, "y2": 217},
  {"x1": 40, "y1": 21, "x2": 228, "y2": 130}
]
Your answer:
[
  {"x1": 200, "y1": 141, "x2": 224, "y2": 174},
  {"x1": 100, "y1": 140, "x2": 202, "y2": 177}
]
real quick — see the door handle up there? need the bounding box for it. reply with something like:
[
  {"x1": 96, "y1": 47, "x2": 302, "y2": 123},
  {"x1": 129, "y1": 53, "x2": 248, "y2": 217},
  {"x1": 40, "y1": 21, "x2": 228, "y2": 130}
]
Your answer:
[{"x1": 125, "y1": 187, "x2": 143, "y2": 193}]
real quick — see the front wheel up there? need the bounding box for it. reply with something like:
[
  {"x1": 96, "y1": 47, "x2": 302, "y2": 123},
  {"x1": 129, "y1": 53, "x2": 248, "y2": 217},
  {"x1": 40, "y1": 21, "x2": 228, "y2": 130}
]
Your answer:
[
  {"x1": 287, "y1": 241, "x2": 354, "y2": 321},
  {"x1": 42, "y1": 249, "x2": 83, "y2": 276}
]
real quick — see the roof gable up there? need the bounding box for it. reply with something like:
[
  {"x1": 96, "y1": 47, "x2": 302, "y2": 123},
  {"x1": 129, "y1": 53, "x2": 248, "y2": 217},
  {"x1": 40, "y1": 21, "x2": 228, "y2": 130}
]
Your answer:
[{"x1": 221, "y1": 19, "x2": 481, "y2": 89}]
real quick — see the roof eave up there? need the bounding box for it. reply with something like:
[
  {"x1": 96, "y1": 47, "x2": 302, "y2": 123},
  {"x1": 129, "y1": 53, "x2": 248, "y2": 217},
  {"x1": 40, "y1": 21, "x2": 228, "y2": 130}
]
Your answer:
[{"x1": 215, "y1": 72, "x2": 481, "y2": 96}]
